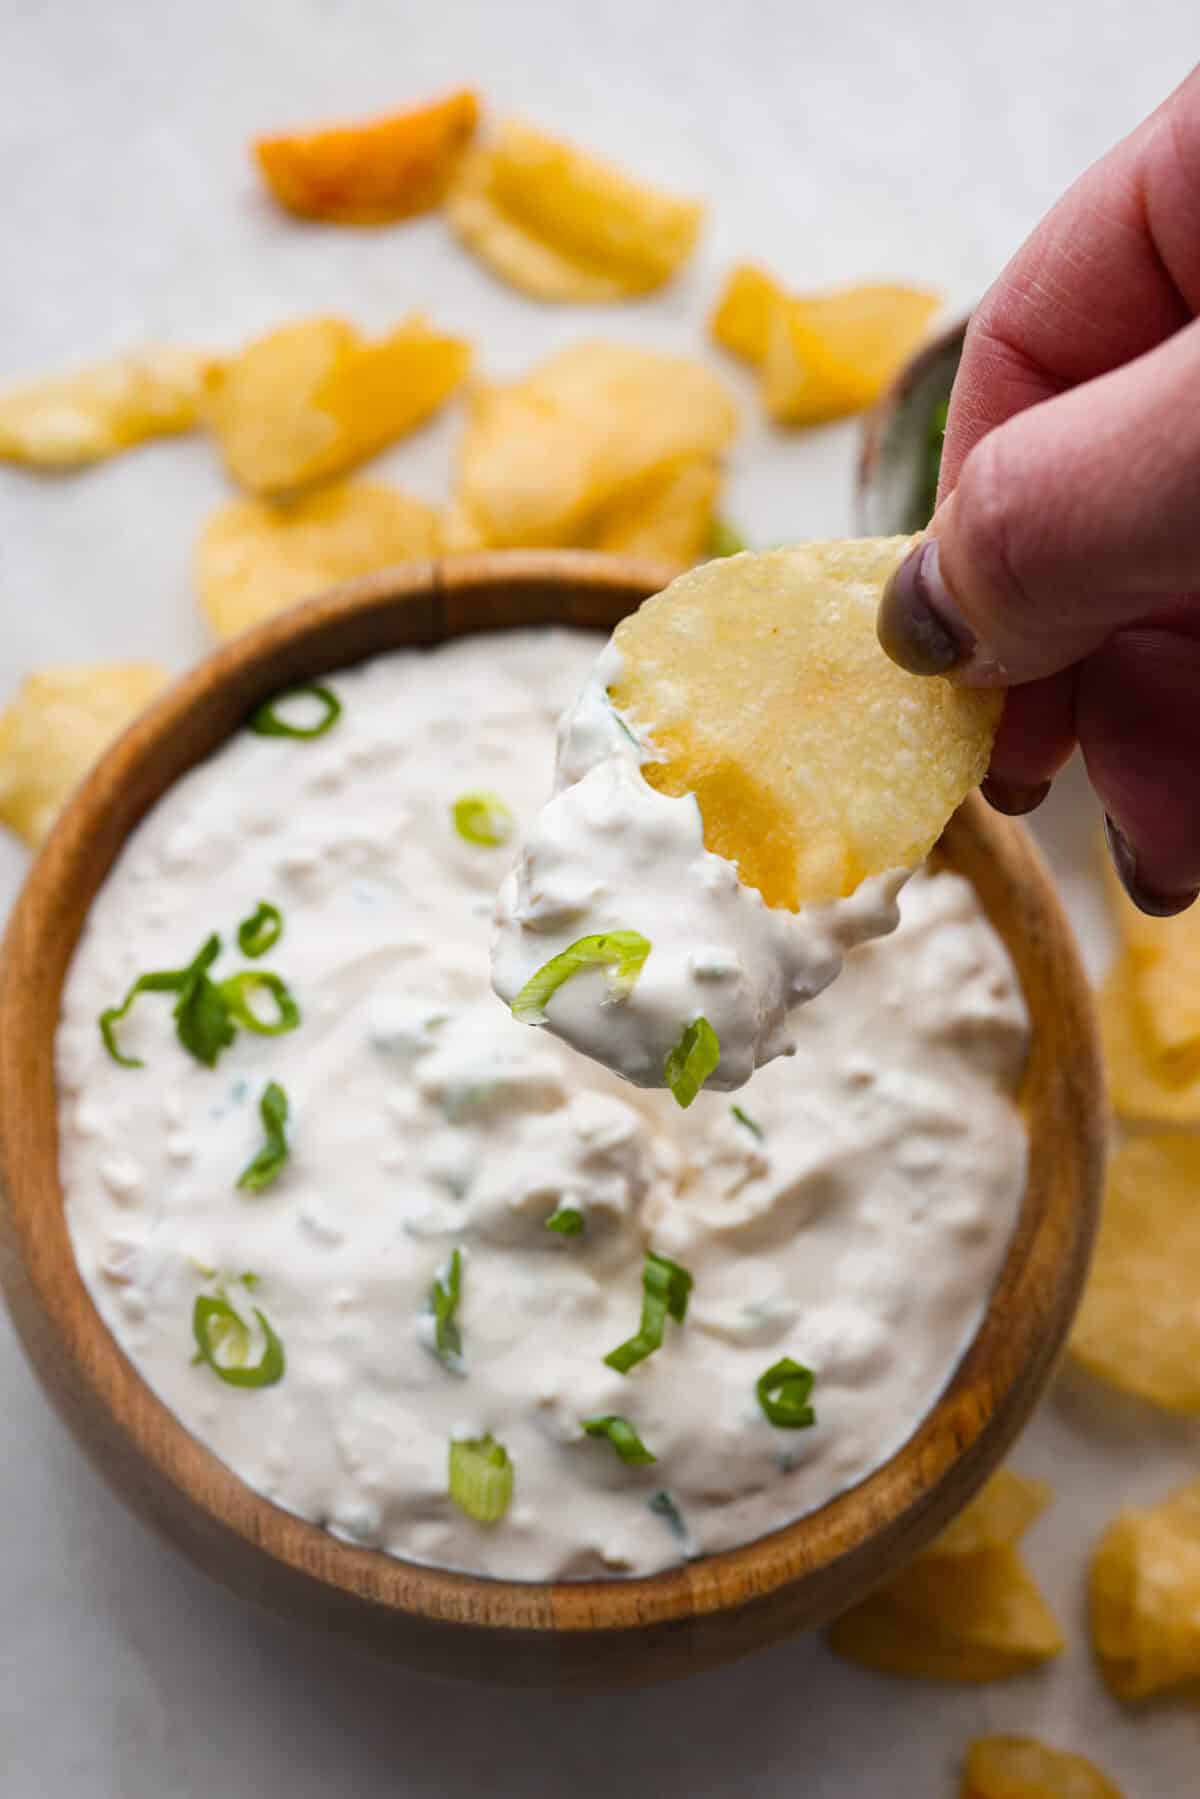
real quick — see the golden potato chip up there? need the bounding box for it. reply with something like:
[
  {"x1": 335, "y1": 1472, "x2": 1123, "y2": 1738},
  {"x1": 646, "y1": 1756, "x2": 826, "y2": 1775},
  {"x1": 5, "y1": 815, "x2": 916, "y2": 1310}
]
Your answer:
[
  {"x1": 608, "y1": 539, "x2": 1001, "y2": 907},
  {"x1": 0, "y1": 348, "x2": 216, "y2": 469},
  {"x1": 196, "y1": 479, "x2": 442, "y2": 640},
  {"x1": 709, "y1": 262, "x2": 783, "y2": 362},
  {"x1": 928, "y1": 1469, "x2": 1053, "y2": 1560},
  {"x1": 589, "y1": 457, "x2": 720, "y2": 565},
  {"x1": 0, "y1": 663, "x2": 169, "y2": 845},
  {"x1": 254, "y1": 89, "x2": 479, "y2": 224},
  {"x1": 454, "y1": 342, "x2": 737, "y2": 548},
  {"x1": 962, "y1": 1735, "x2": 1124, "y2": 1798},
  {"x1": 1098, "y1": 952, "x2": 1200, "y2": 1124},
  {"x1": 1069, "y1": 1134, "x2": 1200, "y2": 1412},
  {"x1": 446, "y1": 118, "x2": 703, "y2": 301},
  {"x1": 1102, "y1": 855, "x2": 1200, "y2": 1084},
  {"x1": 204, "y1": 314, "x2": 469, "y2": 494},
  {"x1": 1091, "y1": 1478, "x2": 1200, "y2": 1699}
]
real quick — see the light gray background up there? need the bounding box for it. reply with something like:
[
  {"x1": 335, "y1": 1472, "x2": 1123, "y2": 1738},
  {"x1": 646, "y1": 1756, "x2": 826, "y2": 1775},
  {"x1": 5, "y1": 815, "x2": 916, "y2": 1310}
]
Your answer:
[{"x1": 2, "y1": 4, "x2": 1198, "y2": 1793}]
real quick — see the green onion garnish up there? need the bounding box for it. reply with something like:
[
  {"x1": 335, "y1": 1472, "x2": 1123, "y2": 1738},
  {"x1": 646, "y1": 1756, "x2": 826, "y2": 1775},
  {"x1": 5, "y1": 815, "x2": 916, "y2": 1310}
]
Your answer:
[
  {"x1": 218, "y1": 970, "x2": 301, "y2": 1036},
  {"x1": 756, "y1": 1357, "x2": 816, "y2": 1429},
  {"x1": 648, "y1": 1489, "x2": 688, "y2": 1543},
  {"x1": 100, "y1": 934, "x2": 235, "y2": 1069},
  {"x1": 236, "y1": 900, "x2": 283, "y2": 958},
  {"x1": 249, "y1": 683, "x2": 342, "y2": 740},
  {"x1": 428, "y1": 1248, "x2": 463, "y2": 1368},
  {"x1": 448, "y1": 1434, "x2": 513, "y2": 1524},
  {"x1": 545, "y1": 1207, "x2": 584, "y2": 1236},
  {"x1": 705, "y1": 518, "x2": 747, "y2": 558},
  {"x1": 919, "y1": 397, "x2": 949, "y2": 526},
  {"x1": 604, "y1": 1250, "x2": 694, "y2": 1374},
  {"x1": 452, "y1": 790, "x2": 514, "y2": 848},
  {"x1": 664, "y1": 1016, "x2": 720, "y2": 1108},
  {"x1": 192, "y1": 1292, "x2": 285, "y2": 1388},
  {"x1": 511, "y1": 930, "x2": 651, "y2": 1026},
  {"x1": 731, "y1": 1104, "x2": 764, "y2": 1140},
  {"x1": 582, "y1": 1415, "x2": 656, "y2": 1465},
  {"x1": 237, "y1": 1082, "x2": 290, "y2": 1193}
]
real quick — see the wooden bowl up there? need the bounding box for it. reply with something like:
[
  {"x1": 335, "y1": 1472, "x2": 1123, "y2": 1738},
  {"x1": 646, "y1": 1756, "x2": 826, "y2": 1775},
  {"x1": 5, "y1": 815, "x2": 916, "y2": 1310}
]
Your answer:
[{"x1": 0, "y1": 551, "x2": 1104, "y2": 1687}]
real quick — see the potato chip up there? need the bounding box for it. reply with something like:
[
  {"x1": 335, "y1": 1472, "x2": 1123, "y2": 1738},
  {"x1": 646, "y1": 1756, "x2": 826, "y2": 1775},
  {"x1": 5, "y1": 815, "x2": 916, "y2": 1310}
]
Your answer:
[
  {"x1": 710, "y1": 264, "x2": 941, "y2": 425},
  {"x1": 1102, "y1": 855, "x2": 1200, "y2": 1084},
  {"x1": 446, "y1": 118, "x2": 703, "y2": 302},
  {"x1": 196, "y1": 479, "x2": 442, "y2": 641},
  {"x1": 962, "y1": 1735, "x2": 1124, "y2": 1798},
  {"x1": 608, "y1": 539, "x2": 1001, "y2": 907},
  {"x1": 589, "y1": 457, "x2": 720, "y2": 565},
  {"x1": 0, "y1": 663, "x2": 169, "y2": 845},
  {"x1": 454, "y1": 342, "x2": 737, "y2": 548},
  {"x1": 1091, "y1": 1478, "x2": 1200, "y2": 1699},
  {"x1": 254, "y1": 89, "x2": 479, "y2": 224},
  {"x1": 0, "y1": 348, "x2": 217, "y2": 469},
  {"x1": 1069, "y1": 1134, "x2": 1200, "y2": 1412},
  {"x1": 204, "y1": 314, "x2": 469, "y2": 494},
  {"x1": 927, "y1": 1469, "x2": 1053, "y2": 1560},
  {"x1": 1098, "y1": 953, "x2": 1200, "y2": 1124}
]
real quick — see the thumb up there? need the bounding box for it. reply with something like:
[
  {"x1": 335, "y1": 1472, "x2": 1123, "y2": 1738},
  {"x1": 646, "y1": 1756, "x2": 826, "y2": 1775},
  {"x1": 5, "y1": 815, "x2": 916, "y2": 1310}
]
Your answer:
[{"x1": 877, "y1": 315, "x2": 1200, "y2": 687}]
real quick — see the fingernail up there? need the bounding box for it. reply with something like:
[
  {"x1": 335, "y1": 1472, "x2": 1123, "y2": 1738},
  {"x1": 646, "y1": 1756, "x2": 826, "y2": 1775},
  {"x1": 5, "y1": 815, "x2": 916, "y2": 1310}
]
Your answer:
[
  {"x1": 877, "y1": 538, "x2": 976, "y2": 676},
  {"x1": 981, "y1": 776, "x2": 1052, "y2": 817},
  {"x1": 1104, "y1": 814, "x2": 1200, "y2": 918}
]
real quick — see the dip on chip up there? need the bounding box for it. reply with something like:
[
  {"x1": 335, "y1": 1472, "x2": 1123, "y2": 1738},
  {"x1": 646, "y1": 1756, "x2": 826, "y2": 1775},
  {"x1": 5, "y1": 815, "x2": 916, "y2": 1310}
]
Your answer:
[
  {"x1": 204, "y1": 313, "x2": 469, "y2": 495},
  {"x1": 0, "y1": 663, "x2": 169, "y2": 845},
  {"x1": 254, "y1": 89, "x2": 479, "y2": 225},
  {"x1": 447, "y1": 118, "x2": 703, "y2": 302},
  {"x1": 962, "y1": 1735, "x2": 1123, "y2": 1798},
  {"x1": 1091, "y1": 1478, "x2": 1200, "y2": 1700},
  {"x1": 0, "y1": 347, "x2": 217, "y2": 469},
  {"x1": 196, "y1": 479, "x2": 443, "y2": 641}
]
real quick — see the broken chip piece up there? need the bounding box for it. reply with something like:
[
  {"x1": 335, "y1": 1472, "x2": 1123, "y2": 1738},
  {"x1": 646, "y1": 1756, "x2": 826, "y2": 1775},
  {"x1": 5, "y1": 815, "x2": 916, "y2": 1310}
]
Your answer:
[
  {"x1": 962, "y1": 1735, "x2": 1124, "y2": 1798},
  {"x1": 0, "y1": 347, "x2": 217, "y2": 469},
  {"x1": 1090, "y1": 1478, "x2": 1200, "y2": 1700}
]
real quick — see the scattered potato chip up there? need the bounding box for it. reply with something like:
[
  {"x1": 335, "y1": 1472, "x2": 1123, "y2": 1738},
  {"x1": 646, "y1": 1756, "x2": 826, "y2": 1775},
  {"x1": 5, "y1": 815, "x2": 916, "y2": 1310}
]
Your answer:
[
  {"x1": 0, "y1": 348, "x2": 217, "y2": 469},
  {"x1": 608, "y1": 539, "x2": 1001, "y2": 907},
  {"x1": 1091, "y1": 1477, "x2": 1200, "y2": 1700},
  {"x1": 710, "y1": 264, "x2": 941, "y2": 425},
  {"x1": 0, "y1": 664, "x2": 169, "y2": 845},
  {"x1": 589, "y1": 457, "x2": 721, "y2": 565},
  {"x1": 254, "y1": 89, "x2": 479, "y2": 225},
  {"x1": 1098, "y1": 952, "x2": 1200, "y2": 1124},
  {"x1": 1103, "y1": 855, "x2": 1200, "y2": 1084},
  {"x1": 1069, "y1": 1134, "x2": 1200, "y2": 1412},
  {"x1": 927, "y1": 1469, "x2": 1053, "y2": 1560},
  {"x1": 204, "y1": 314, "x2": 469, "y2": 494},
  {"x1": 962, "y1": 1735, "x2": 1124, "y2": 1798},
  {"x1": 454, "y1": 342, "x2": 737, "y2": 548},
  {"x1": 447, "y1": 118, "x2": 703, "y2": 302},
  {"x1": 196, "y1": 479, "x2": 442, "y2": 640}
]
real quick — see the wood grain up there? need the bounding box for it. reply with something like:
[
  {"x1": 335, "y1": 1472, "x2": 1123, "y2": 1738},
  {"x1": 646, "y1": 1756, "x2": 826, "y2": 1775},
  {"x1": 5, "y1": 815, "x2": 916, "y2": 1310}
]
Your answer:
[{"x1": 0, "y1": 551, "x2": 1105, "y2": 1685}]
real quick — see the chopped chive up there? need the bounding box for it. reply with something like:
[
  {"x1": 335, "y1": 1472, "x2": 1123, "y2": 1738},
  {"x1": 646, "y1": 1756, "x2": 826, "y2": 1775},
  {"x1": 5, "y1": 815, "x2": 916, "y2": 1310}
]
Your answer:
[
  {"x1": 240, "y1": 1271, "x2": 260, "y2": 1291},
  {"x1": 192, "y1": 1292, "x2": 285, "y2": 1388},
  {"x1": 731, "y1": 1104, "x2": 764, "y2": 1140},
  {"x1": 236, "y1": 900, "x2": 283, "y2": 958},
  {"x1": 100, "y1": 934, "x2": 235, "y2": 1069},
  {"x1": 756, "y1": 1357, "x2": 816, "y2": 1429},
  {"x1": 448, "y1": 1434, "x2": 513, "y2": 1524},
  {"x1": 545, "y1": 1207, "x2": 584, "y2": 1236},
  {"x1": 511, "y1": 930, "x2": 651, "y2": 1026},
  {"x1": 664, "y1": 1016, "x2": 720, "y2": 1108},
  {"x1": 604, "y1": 1250, "x2": 694, "y2": 1374},
  {"x1": 705, "y1": 518, "x2": 747, "y2": 558},
  {"x1": 582, "y1": 1415, "x2": 656, "y2": 1465},
  {"x1": 648, "y1": 1489, "x2": 688, "y2": 1543},
  {"x1": 237, "y1": 1082, "x2": 290, "y2": 1193},
  {"x1": 218, "y1": 970, "x2": 301, "y2": 1037},
  {"x1": 249, "y1": 684, "x2": 341, "y2": 740},
  {"x1": 427, "y1": 1248, "x2": 464, "y2": 1369},
  {"x1": 452, "y1": 790, "x2": 514, "y2": 848}
]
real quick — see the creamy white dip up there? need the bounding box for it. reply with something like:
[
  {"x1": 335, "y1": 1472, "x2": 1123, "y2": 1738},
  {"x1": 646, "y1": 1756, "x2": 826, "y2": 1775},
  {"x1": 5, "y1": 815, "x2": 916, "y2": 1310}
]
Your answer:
[
  {"x1": 59, "y1": 630, "x2": 1028, "y2": 1580},
  {"x1": 491, "y1": 645, "x2": 907, "y2": 1091}
]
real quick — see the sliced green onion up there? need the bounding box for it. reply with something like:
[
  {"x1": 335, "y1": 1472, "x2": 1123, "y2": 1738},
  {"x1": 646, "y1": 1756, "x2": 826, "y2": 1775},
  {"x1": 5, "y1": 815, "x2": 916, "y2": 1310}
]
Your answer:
[
  {"x1": 664, "y1": 1016, "x2": 720, "y2": 1109},
  {"x1": 100, "y1": 934, "x2": 235, "y2": 1069},
  {"x1": 545, "y1": 1207, "x2": 584, "y2": 1236},
  {"x1": 240, "y1": 1271, "x2": 261, "y2": 1291},
  {"x1": 428, "y1": 1248, "x2": 463, "y2": 1367},
  {"x1": 731, "y1": 1104, "x2": 764, "y2": 1140},
  {"x1": 511, "y1": 930, "x2": 651, "y2": 1026},
  {"x1": 236, "y1": 900, "x2": 283, "y2": 958},
  {"x1": 705, "y1": 518, "x2": 747, "y2": 558},
  {"x1": 237, "y1": 1082, "x2": 290, "y2": 1193},
  {"x1": 648, "y1": 1489, "x2": 688, "y2": 1543},
  {"x1": 452, "y1": 790, "x2": 514, "y2": 848},
  {"x1": 249, "y1": 683, "x2": 342, "y2": 740},
  {"x1": 919, "y1": 397, "x2": 949, "y2": 526},
  {"x1": 219, "y1": 970, "x2": 301, "y2": 1036},
  {"x1": 582, "y1": 1415, "x2": 656, "y2": 1465},
  {"x1": 604, "y1": 1250, "x2": 694, "y2": 1374},
  {"x1": 192, "y1": 1293, "x2": 285, "y2": 1388},
  {"x1": 756, "y1": 1357, "x2": 816, "y2": 1429},
  {"x1": 448, "y1": 1434, "x2": 513, "y2": 1524}
]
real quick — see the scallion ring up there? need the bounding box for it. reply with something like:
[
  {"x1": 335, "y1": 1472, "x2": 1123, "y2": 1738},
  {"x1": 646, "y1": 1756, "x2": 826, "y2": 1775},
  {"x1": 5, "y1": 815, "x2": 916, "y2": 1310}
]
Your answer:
[
  {"x1": 236, "y1": 900, "x2": 283, "y2": 958},
  {"x1": 192, "y1": 1293, "x2": 285, "y2": 1388},
  {"x1": 511, "y1": 930, "x2": 650, "y2": 1026},
  {"x1": 452, "y1": 790, "x2": 514, "y2": 848},
  {"x1": 756, "y1": 1357, "x2": 816, "y2": 1429},
  {"x1": 249, "y1": 684, "x2": 342, "y2": 740},
  {"x1": 219, "y1": 970, "x2": 301, "y2": 1036},
  {"x1": 582, "y1": 1415, "x2": 655, "y2": 1465},
  {"x1": 448, "y1": 1434, "x2": 513, "y2": 1524},
  {"x1": 664, "y1": 1016, "x2": 720, "y2": 1109}
]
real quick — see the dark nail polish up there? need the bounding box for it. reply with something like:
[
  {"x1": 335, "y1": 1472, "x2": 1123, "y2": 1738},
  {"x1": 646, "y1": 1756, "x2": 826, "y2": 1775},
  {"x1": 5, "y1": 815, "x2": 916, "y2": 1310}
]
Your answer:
[
  {"x1": 1104, "y1": 814, "x2": 1200, "y2": 918},
  {"x1": 981, "y1": 776, "x2": 1052, "y2": 817},
  {"x1": 876, "y1": 538, "x2": 976, "y2": 676}
]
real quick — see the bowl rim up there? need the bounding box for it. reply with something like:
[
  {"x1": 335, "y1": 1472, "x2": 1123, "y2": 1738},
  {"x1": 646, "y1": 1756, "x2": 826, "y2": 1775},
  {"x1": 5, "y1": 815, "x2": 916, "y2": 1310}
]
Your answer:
[{"x1": 0, "y1": 549, "x2": 1106, "y2": 1673}]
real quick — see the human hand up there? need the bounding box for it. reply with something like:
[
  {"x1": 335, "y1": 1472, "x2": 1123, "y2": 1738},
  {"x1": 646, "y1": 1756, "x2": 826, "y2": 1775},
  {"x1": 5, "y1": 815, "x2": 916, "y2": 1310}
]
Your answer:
[{"x1": 877, "y1": 65, "x2": 1200, "y2": 916}]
